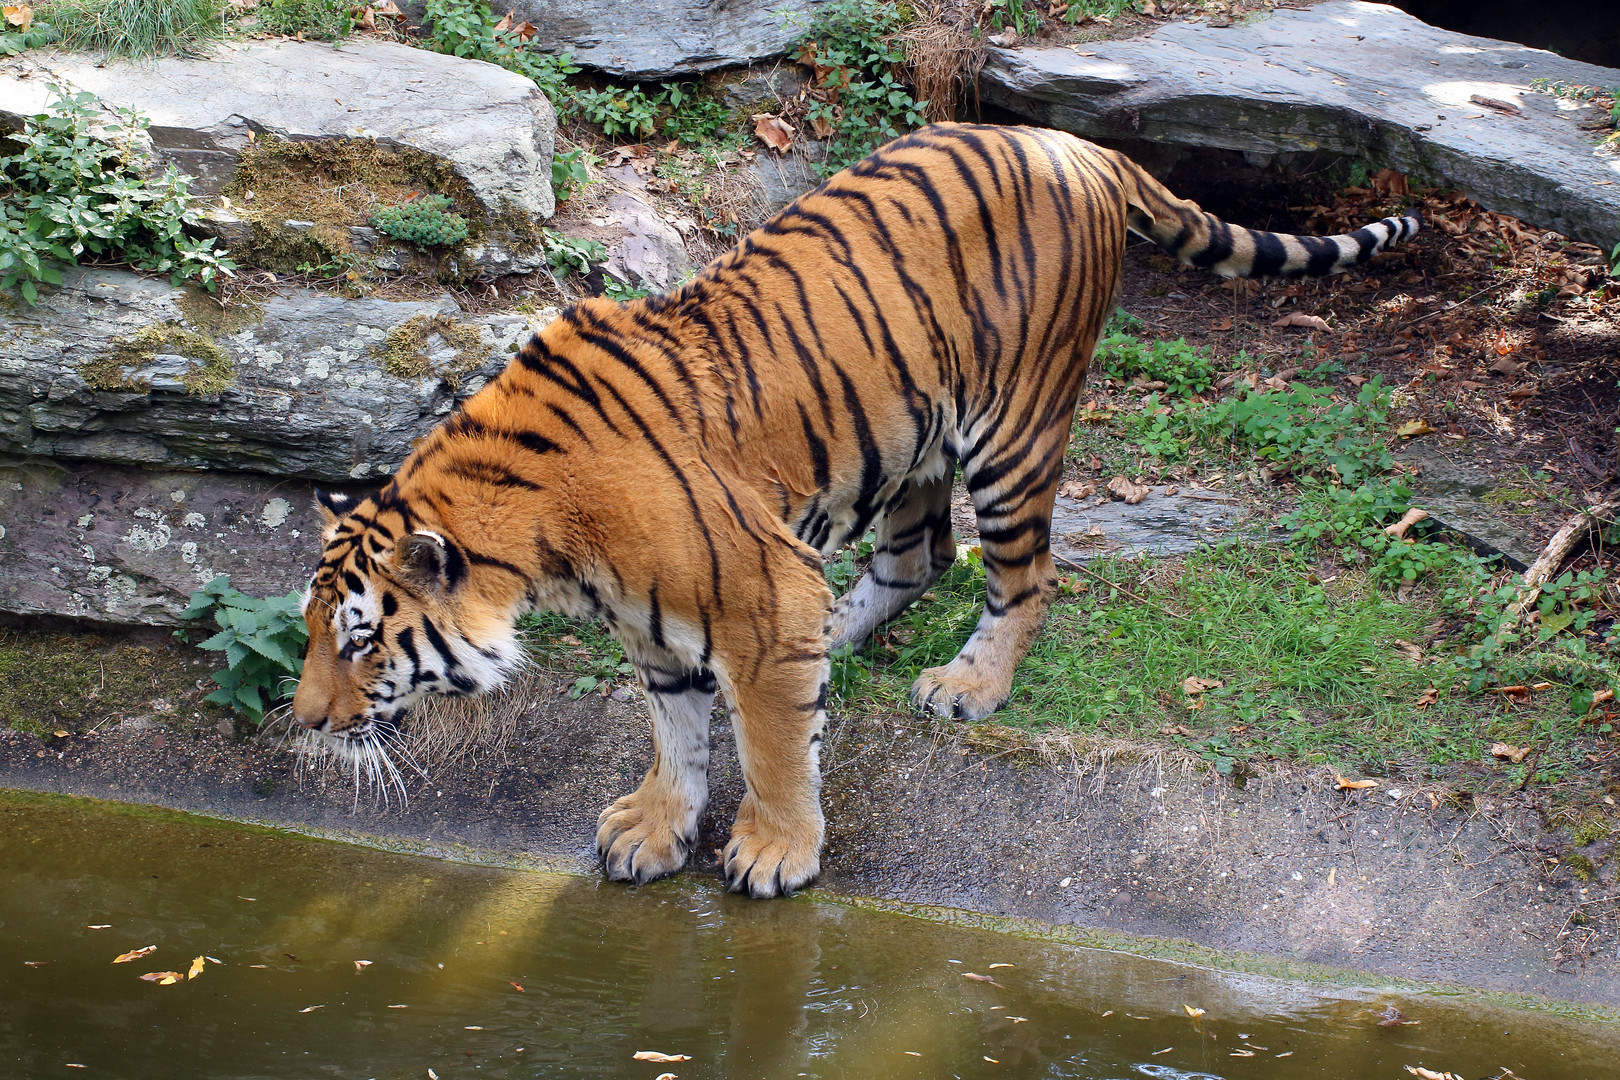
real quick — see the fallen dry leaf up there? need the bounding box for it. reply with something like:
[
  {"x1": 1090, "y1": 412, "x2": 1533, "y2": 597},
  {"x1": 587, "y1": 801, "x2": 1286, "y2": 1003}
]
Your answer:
[
  {"x1": 1182, "y1": 676, "x2": 1224, "y2": 696},
  {"x1": 1334, "y1": 775, "x2": 1379, "y2": 791},
  {"x1": 188, "y1": 956, "x2": 205, "y2": 980},
  {"x1": 1057, "y1": 480, "x2": 1096, "y2": 499},
  {"x1": 1159, "y1": 724, "x2": 1191, "y2": 736},
  {"x1": 1273, "y1": 312, "x2": 1331, "y2": 332},
  {"x1": 113, "y1": 946, "x2": 156, "y2": 964},
  {"x1": 1106, "y1": 475, "x2": 1149, "y2": 504},
  {"x1": 1468, "y1": 93, "x2": 1521, "y2": 116},
  {"x1": 139, "y1": 971, "x2": 184, "y2": 984},
  {"x1": 633, "y1": 1052, "x2": 692, "y2": 1063},
  {"x1": 1415, "y1": 687, "x2": 1439, "y2": 709},
  {"x1": 1491, "y1": 742, "x2": 1530, "y2": 764},
  {"x1": 1396, "y1": 419, "x2": 1437, "y2": 438},
  {"x1": 3, "y1": 4, "x2": 33, "y2": 31},
  {"x1": 1393, "y1": 639, "x2": 1424, "y2": 662},
  {"x1": 751, "y1": 114, "x2": 794, "y2": 153}
]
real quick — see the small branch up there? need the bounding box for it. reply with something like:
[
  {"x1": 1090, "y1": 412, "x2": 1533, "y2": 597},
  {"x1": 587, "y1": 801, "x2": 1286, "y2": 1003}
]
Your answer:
[{"x1": 1510, "y1": 500, "x2": 1619, "y2": 616}]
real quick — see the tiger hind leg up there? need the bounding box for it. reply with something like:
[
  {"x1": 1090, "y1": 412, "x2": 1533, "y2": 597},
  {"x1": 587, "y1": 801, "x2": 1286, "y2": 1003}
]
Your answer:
[
  {"x1": 597, "y1": 665, "x2": 715, "y2": 884},
  {"x1": 910, "y1": 452, "x2": 1062, "y2": 720},
  {"x1": 827, "y1": 475, "x2": 956, "y2": 650}
]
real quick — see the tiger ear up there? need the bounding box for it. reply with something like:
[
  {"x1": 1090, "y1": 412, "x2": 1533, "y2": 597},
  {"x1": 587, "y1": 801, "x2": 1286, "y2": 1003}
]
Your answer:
[
  {"x1": 314, "y1": 488, "x2": 358, "y2": 527},
  {"x1": 393, "y1": 530, "x2": 453, "y2": 594}
]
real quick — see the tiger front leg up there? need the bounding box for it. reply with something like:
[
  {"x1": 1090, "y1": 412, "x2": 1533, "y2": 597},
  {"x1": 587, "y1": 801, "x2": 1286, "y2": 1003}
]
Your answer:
[
  {"x1": 597, "y1": 666, "x2": 715, "y2": 885},
  {"x1": 721, "y1": 654, "x2": 829, "y2": 898}
]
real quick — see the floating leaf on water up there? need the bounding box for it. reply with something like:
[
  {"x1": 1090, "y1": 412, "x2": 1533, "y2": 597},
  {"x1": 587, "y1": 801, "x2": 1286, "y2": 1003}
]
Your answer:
[
  {"x1": 188, "y1": 956, "x2": 205, "y2": 980},
  {"x1": 1230, "y1": 1049, "x2": 1255, "y2": 1057},
  {"x1": 87, "y1": 925, "x2": 111, "y2": 930},
  {"x1": 139, "y1": 971, "x2": 183, "y2": 984},
  {"x1": 1151, "y1": 1047, "x2": 1173, "y2": 1056},
  {"x1": 987, "y1": 963, "x2": 1014, "y2": 970},
  {"x1": 1404, "y1": 1068, "x2": 1462, "y2": 1080},
  {"x1": 1183, "y1": 1005, "x2": 1206, "y2": 1018},
  {"x1": 962, "y1": 972, "x2": 1002, "y2": 986},
  {"x1": 298, "y1": 1005, "x2": 324, "y2": 1013},
  {"x1": 465, "y1": 1026, "x2": 483, "y2": 1030},
  {"x1": 237, "y1": 896, "x2": 256, "y2": 901},
  {"x1": 1008, "y1": 1016, "x2": 1029, "y2": 1023},
  {"x1": 388, "y1": 1004, "x2": 409, "y2": 1008},
  {"x1": 249, "y1": 964, "x2": 268, "y2": 969},
  {"x1": 428, "y1": 1070, "x2": 438, "y2": 1080},
  {"x1": 65, "y1": 1065, "x2": 87, "y2": 1070},
  {"x1": 633, "y1": 1052, "x2": 692, "y2": 1063},
  {"x1": 654, "y1": 1074, "x2": 677, "y2": 1080},
  {"x1": 24, "y1": 960, "x2": 49, "y2": 967},
  {"x1": 508, "y1": 981, "x2": 525, "y2": 992},
  {"x1": 206, "y1": 956, "x2": 222, "y2": 965},
  {"x1": 354, "y1": 960, "x2": 373, "y2": 972},
  {"x1": 113, "y1": 946, "x2": 156, "y2": 964},
  {"x1": 1099, "y1": 1010, "x2": 1113, "y2": 1017},
  {"x1": 904, "y1": 1051, "x2": 922, "y2": 1057},
  {"x1": 1276, "y1": 1051, "x2": 1293, "y2": 1058}
]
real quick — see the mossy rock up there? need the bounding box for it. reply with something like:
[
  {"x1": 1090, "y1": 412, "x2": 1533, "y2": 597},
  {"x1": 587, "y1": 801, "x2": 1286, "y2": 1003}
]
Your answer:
[
  {"x1": 381, "y1": 314, "x2": 491, "y2": 387},
  {"x1": 82, "y1": 323, "x2": 235, "y2": 395}
]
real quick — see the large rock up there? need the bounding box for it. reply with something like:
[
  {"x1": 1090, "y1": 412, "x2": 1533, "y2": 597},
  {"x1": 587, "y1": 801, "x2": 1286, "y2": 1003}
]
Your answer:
[
  {"x1": 0, "y1": 268, "x2": 553, "y2": 482},
  {"x1": 1, "y1": 40, "x2": 556, "y2": 273},
  {"x1": 980, "y1": 1, "x2": 1620, "y2": 251},
  {"x1": 510, "y1": 0, "x2": 822, "y2": 79},
  {"x1": 0, "y1": 460, "x2": 332, "y2": 626}
]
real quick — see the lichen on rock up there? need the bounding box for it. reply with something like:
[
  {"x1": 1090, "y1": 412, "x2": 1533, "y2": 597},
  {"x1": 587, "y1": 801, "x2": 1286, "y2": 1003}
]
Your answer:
[
  {"x1": 83, "y1": 324, "x2": 236, "y2": 396},
  {"x1": 381, "y1": 314, "x2": 491, "y2": 388}
]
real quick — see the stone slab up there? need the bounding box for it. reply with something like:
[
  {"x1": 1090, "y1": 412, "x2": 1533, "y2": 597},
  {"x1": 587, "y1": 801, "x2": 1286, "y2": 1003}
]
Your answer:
[
  {"x1": 0, "y1": 459, "x2": 330, "y2": 626},
  {"x1": 0, "y1": 268, "x2": 552, "y2": 482},
  {"x1": 1, "y1": 39, "x2": 556, "y2": 270},
  {"x1": 510, "y1": 0, "x2": 822, "y2": 79},
  {"x1": 1050, "y1": 486, "x2": 1252, "y2": 565},
  {"x1": 980, "y1": 1, "x2": 1620, "y2": 251}
]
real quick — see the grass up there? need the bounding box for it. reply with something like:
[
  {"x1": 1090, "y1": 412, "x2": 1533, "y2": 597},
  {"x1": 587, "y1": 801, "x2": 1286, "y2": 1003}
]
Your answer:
[{"x1": 36, "y1": 0, "x2": 228, "y2": 58}]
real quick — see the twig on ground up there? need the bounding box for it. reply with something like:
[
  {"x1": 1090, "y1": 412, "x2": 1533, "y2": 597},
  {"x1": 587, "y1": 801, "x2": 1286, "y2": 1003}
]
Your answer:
[{"x1": 1510, "y1": 499, "x2": 1619, "y2": 616}]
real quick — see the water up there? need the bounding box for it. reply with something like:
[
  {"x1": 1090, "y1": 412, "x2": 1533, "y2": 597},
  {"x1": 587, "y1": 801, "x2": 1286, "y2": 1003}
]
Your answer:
[{"x1": 1, "y1": 791, "x2": 1613, "y2": 1080}]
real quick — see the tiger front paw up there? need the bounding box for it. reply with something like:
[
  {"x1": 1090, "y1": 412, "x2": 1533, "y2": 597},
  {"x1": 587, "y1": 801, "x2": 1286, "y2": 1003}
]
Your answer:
[
  {"x1": 911, "y1": 662, "x2": 1008, "y2": 720},
  {"x1": 596, "y1": 791, "x2": 695, "y2": 885},
  {"x1": 723, "y1": 804, "x2": 823, "y2": 898}
]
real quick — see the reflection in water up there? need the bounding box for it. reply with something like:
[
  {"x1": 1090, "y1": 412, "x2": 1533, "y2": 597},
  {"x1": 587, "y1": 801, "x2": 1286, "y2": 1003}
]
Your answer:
[{"x1": 1, "y1": 791, "x2": 1614, "y2": 1080}]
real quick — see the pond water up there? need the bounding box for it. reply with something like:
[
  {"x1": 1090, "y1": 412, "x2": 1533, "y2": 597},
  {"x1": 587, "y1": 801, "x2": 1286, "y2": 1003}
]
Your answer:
[{"x1": 2, "y1": 791, "x2": 1614, "y2": 1080}]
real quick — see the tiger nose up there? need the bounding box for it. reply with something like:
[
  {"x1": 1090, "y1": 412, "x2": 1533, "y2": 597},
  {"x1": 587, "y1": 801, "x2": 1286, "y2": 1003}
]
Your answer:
[{"x1": 290, "y1": 685, "x2": 330, "y2": 731}]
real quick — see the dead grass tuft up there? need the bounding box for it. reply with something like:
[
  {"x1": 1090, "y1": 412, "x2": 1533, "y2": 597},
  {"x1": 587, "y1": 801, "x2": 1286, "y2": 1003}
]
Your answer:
[{"x1": 898, "y1": 0, "x2": 988, "y2": 124}]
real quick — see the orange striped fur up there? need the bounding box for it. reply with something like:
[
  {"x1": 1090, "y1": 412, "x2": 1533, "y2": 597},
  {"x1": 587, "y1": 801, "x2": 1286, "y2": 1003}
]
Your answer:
[{"x1": 292, "y1": 123, "x2": 1419, "y2": 896}]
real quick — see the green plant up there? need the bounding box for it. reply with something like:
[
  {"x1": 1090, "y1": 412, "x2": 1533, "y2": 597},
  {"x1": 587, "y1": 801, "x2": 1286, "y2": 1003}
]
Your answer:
[
  {"x1": 791, "y1": 0, "x2": 929, "y2": 173},
  {"x1": 178, "y1": 576, "x2": 307, "y2": 724},
  {"x1": 1, "y1": 86, "x2": 235, "y2": 303},
  {"x1": 254, "y1": 0, "x2": 352, "y2": 40},
  {"x1": 370, "y1": 195, "x2": 470, "y2": 249},
  {"x1": 540, "y1": 228, "x2": 604, "y2": 276},
  {"x1": 0, "y1": 6, "x2": 55, "y2": 54},
  {"x1": 1058, "y1": 0, "x2": 1130, "y2": 23},
  {"x1": 419, "y1": 0, "x2": 579, "y2": 106},
  {"x1": 552, "y1": 147, "x2": 596, "y2": 202},
  {"x1": 602, "y1": 274, "x2": 649, "y2": 302},
  {"x1": 36, "y1": 0, "x2": 227, "y2": 58},
  {"x1": 984, "y1": 0, "x2": 1041, "y2": 35},
  {"x1": 1093, "y1": 332, "x2": 1216, "y2": 395},
  {"x1": 573, "y1": 85, "x2": 663, "y2": 139}
]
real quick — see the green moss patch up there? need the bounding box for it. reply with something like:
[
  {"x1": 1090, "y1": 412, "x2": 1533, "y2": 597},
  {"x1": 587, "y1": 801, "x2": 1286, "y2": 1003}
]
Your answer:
[
  {"x1": 0, "y1": 628, "x2": 214, "y2": 736},
  {"x1": 223, "y1": 135, "x2": 484, "y2": 276},
  {"x1": 175, "y1": 288, "x2": 266, "y2": 337},
  {"x1": 381, "y1": 314, "x2": 490, "y2": 387},
  {"x1": 82, "y1": 323, "x2": 235, "y2": 395}
]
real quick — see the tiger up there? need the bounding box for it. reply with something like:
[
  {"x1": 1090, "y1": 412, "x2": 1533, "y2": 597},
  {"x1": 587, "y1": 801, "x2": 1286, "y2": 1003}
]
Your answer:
[{"x1": 292, "y1": 122, "x2": 1420, "y2": 898}]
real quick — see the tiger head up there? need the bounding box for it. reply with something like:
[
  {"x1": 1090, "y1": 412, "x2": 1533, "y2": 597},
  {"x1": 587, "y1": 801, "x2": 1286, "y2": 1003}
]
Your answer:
[{"x1": 290, "y1": 487, "x2": 525, "y2": 760}]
